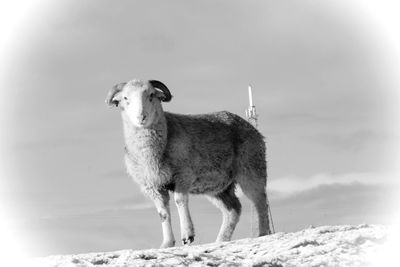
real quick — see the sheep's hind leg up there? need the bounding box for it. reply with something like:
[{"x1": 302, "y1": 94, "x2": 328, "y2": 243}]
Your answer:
[
  {"x1": 174, "y1": 192, "x2": 195, "y2": 245},
  {"x1": 207, "y1": 183, "x2": 242, "y2": 242},
  {"x1": 239, "y1": 177, "x2": 271, "y2": 236},
  {"x1": 149, "y1": 189, "x2": 176, "y2": 248}
]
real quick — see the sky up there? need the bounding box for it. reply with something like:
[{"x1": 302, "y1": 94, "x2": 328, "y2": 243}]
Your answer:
[{"x1": 0, "y1": 0, "x2": 399, "y2": 258}]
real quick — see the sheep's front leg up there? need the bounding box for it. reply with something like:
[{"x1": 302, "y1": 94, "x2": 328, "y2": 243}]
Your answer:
[
  {"x1": 150, "y1": 190, "x2": 175, "y2": 248},
  {"x1": 174, "y1": 192, "x2": 195, "y2": 245}
]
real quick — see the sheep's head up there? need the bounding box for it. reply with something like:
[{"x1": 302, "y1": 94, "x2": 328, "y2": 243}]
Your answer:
[{"x1": 106, "y1": 79, "x2": 172, "y2": 128}]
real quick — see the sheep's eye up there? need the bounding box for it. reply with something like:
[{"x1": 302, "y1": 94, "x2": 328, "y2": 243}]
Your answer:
[{"x1": 123, "y1": 96, "x2": 128, "y2": 100}]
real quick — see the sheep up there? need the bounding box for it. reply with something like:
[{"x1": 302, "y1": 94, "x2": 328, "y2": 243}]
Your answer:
[{"x1": 105, "y1": 79, "x2": 270, "y2": 248}]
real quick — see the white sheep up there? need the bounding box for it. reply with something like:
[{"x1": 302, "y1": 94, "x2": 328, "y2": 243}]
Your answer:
[{"x1": 106, "y1": 79, "x2": 270, "y2": 248}]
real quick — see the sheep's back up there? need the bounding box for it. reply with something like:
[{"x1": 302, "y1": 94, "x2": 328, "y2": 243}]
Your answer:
[{"x1": 165, "y1": 110, "x2": 263, "y2": 148}]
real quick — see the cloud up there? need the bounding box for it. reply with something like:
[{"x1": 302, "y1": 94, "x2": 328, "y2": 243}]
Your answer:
[
  {"x1": 269, "y1": 181, "x2": 397, "y2": 232},
  {"x1": 39, "y1": 201, "x2": 154, "y2": 221},
  {"x1": 6, "y1": 198, "x2": 154, "y2": 228},
  {"x1": 269, "y1": 172, "x2": 397, "y2": 195},
  {"x1": 264, "y1": 171, "x2": 399, "y2": 232}
]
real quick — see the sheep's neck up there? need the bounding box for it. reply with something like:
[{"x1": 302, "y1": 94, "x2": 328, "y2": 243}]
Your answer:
[{"x1": 122, "y1": 112, "x2": 167, "y2": 165}]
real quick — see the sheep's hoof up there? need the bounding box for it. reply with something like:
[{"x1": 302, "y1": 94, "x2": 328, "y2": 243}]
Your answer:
[
  {"x1": 160, "y1": 240, "x2": 175, "y2": 248},
  {"x1": 182, "y1": 236, "x2": 194, "y2": 245}
]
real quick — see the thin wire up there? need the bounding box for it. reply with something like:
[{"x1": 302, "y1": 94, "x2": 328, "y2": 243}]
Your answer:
[
  {"x1": 266, "y1": 195, "x2": 275, "y2": 234},
  {"x1": 251, "y1": 203, "x2": 256, "y2": 237}
]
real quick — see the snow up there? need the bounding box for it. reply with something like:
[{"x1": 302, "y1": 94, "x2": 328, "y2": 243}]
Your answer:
[{"x1": 28, "y1": 224, "x2": 388, "y2": 267}]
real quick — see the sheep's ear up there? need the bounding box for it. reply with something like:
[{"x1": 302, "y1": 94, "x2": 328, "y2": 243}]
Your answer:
[
  {"x1": 105, "y1": 82, "x2": 126, "y2": 107},
  {"x1": 149, "y1": 80, "x2": 172, "y2": 102},
  {"x1": 155, "y1": 90, "x2": 169, "y2": 102}
]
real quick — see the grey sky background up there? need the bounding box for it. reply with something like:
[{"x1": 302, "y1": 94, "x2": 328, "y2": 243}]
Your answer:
[{"x1": 0, "y1": 0, "x2": 399, "y2": 257}]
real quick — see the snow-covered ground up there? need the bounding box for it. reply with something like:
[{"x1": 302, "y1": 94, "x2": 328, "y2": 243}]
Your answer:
[{"x1": 29, "y1": 224, "x2": 388, "y2": 267}]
